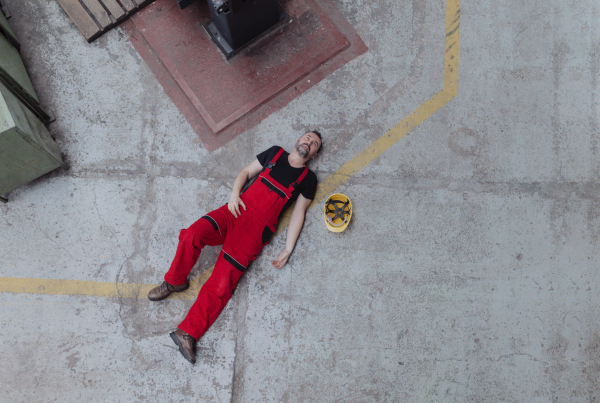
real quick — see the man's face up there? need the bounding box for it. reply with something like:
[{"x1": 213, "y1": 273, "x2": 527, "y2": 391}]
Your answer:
[{"x1": 295, "y1": 132, "x2": 321, "y2": 159}]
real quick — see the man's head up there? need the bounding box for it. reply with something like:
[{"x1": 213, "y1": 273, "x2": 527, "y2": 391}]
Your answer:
[{"x1": 294, "y1": 131, "x2": 322, "y2": 160}]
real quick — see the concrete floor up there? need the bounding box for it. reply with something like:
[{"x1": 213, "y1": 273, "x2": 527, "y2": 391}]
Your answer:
[{"x1": 1, "y1": 0, "x2": 599, "y2": 401}]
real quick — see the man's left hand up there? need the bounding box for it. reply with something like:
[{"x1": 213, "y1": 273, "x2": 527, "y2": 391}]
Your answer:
[{"x1": 271, "y1": 249, "x2": 291, "y2": 269}]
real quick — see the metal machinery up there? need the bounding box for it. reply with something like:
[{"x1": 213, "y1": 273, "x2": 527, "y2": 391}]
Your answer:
[
  {"x1": 0, "y1": 7, "x2": 67, "y2": 203},
  {"x1": 177, "y1": 0, "x2": 287, "y2": 58}
]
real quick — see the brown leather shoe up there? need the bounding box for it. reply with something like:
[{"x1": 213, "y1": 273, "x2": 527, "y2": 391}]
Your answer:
[
  {"x1": 148, "y1": 281, "x2": 189, "y2": 301},
  {"x1": 170, "y1": 328, "x2": 196, "y2": 364}
]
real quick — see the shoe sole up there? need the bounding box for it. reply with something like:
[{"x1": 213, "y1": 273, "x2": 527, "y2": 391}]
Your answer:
[
  {"x1": 170, "y1": 332, "x2": 196, "y2": 364},
  {"x1": 148, "y1": 283, "x2": 190, "y2": 302}
]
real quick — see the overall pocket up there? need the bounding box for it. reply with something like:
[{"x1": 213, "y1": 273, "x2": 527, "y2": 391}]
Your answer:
[{"x1": 261, "y1": 225, "x2": 274, "y2": 244}]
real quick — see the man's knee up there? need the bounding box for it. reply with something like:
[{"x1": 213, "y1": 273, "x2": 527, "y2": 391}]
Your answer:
[
  {"x1": 178, "y1": 219, "x2": 215, "y2": 247},
  {"x1": 202, "y1": 275, "x2": 237, "y2": 300},
  {"x1": 206, "y1": 257, "x2": 245, "y2": 298},
  {"x1": 178, "y1": 228, "x2": 195, "y2": 243},
  {"x1": 206, "y1": 275, "x2": 235, "y2": 300}
]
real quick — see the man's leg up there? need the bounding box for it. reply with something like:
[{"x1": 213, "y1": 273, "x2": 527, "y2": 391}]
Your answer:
[
  {"x1": 149, "y1": 205, "x2": 232, "y2": 301},
  {"x1": 177, "y1": 248, "x2": 246, "y2": 340},
  {"x1": 164, "y1": 217, "x2": 225, "y2": 286},
  {"x1": 170, "y1": 248, "x2": 247, "y2": 364},
  {"x1": 171, "y1": 213, "x2": 265, "y2": 363}
]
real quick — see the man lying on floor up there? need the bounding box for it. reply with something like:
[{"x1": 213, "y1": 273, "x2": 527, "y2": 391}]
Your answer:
[{"x1": 148, "y1": 131, "x2": 322, "y2": 363}]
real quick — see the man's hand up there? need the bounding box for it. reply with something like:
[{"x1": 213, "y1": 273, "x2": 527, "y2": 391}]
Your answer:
[
  {"x1": 228, "y1": 159, "x2": 262, "y2": 218},
  {"x1": 272, "y1": 195, "x2": 311, "y2": 269},
  {"x1": 228, "y1": 194, "x2": 246, "y2": 218},
  {"x1": 271, "y1": 249, "x2": 291, "y2": 269}
]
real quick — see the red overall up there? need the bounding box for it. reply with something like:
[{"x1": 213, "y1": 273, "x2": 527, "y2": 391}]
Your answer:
[{"x1": 165, "y1": 148, "x2": 309, "y2": 340}]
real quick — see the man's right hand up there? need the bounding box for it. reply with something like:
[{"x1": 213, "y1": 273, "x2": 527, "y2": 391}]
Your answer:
[
  {"x1": 228, "y1": 159, "x2": 262, "y2": 218},
  {"x1": 228, "y1": 194, "x2": 246, "y2": 218}
]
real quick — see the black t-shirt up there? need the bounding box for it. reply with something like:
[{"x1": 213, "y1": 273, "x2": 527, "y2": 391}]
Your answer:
[{"x1": 255, "y1": 146, "x2": 318, "y2": 211}]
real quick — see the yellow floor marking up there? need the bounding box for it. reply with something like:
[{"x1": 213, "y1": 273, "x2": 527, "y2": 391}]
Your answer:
[
  {"x1": 0, "y1": 268, "x2": 211, "y2": 300},
  {"x1": 0, "y1": 0, "x2": 459, "y2": 300},
  {"x1": 278, "y1": 0, "x2": 460, "y2": 229}
]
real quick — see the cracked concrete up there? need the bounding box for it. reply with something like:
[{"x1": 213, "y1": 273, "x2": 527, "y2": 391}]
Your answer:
[{"x1": 1, "y1": 0, "x2": 600, "y2": 401}]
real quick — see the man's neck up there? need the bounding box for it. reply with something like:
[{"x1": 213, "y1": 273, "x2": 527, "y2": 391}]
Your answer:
[{"x1": 288, "y1": 152, "x2": 308, "y2": 168}]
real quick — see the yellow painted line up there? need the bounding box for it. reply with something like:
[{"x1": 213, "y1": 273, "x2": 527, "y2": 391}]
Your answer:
[
  {"x1": 0, "y1": 269, "x2": 212, "y2": 301},
  {"x1": 0, "y1": 0, "x2": 460, "y2": 299},
  {"x1": 278, "y1": 0, "x2": 460, "y2": 229}
]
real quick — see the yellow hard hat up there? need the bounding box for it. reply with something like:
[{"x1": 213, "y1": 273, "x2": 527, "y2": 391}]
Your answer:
[{"x1": 324, "y1": 193, "x2": 352, "y2": 232}]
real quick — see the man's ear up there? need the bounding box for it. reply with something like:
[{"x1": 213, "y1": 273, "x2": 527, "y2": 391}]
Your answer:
[{"x1": 311, "y1": 152, "x2": 318, "y2": 160}]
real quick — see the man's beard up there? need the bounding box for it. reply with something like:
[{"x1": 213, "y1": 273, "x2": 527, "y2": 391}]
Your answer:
[{"x1": 296, "y1": 143, "x2": 310, "y2": 158}]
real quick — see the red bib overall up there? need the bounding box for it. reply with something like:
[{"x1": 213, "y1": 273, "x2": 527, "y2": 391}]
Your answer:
[{"x1": 165, "y1": 148, "x2": 308, "y2": 340}]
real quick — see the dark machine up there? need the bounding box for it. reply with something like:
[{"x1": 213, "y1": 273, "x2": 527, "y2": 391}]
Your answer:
[{"x1": 177, "y1": 0, "x2": 287, "y2": 58}]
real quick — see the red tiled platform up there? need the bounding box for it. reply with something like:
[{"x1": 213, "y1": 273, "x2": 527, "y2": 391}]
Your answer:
[{"x1": 122, "y1": 0, "x2": 367, "y2": 151}]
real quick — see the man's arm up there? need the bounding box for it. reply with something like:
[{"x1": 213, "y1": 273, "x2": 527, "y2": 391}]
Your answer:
[
  {"x1": 271, "y1": 194, "x2": 312, "y2": 269},
  {"x1": 228, "y1": 159, "x2": 263, "y2": 218}
]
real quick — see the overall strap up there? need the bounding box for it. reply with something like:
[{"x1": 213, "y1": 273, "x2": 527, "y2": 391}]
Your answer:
[
  {"x1": 265, "y1": 148, "x2": 285, "y2": 172},
  {"x1": 288, "y1": 166, "x2": 309, "y2": 192}
]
